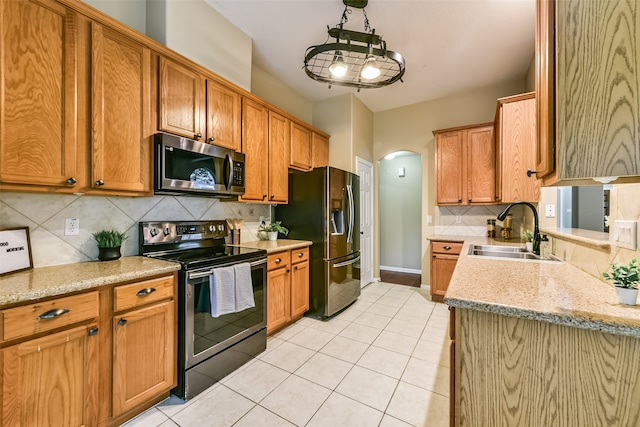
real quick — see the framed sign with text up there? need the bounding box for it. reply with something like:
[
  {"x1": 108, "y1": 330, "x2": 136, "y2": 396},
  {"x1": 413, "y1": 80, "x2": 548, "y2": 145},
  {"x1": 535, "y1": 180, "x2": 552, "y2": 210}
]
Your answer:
[{"x1": 0, "y1": 227, "x2": 33, "y2": 276}]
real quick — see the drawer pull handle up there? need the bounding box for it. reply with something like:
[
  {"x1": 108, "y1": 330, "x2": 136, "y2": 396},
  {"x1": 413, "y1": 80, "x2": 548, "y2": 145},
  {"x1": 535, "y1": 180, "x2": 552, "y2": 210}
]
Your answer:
[
  {"x1": 298, "y1": 252, "x2": 303, "y2": 257},
  {"x1": 275, "y1": 258, "x2": 282, "y2": 264},
  {"x1": 88, "y1": 327, "x2": 99, "y2": 336},
  {"x1": 37, "y1": 308, "x2": 70, "y2": 320},
  {"x1": 443, "y1": 246, "x2": 452, "y2": 250},
  {"x1": 118, "y1": 318, "x2": 127, "y2": 326},
  {"x1": 137, "y1": 287, "x2": 156, "y2": 297}
]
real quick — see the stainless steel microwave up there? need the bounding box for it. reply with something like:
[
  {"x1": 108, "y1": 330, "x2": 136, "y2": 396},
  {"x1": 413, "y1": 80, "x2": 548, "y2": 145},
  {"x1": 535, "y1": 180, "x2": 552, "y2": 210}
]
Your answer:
[{"x1": 154, "y1": 133, "x2": 245, "y2": 198}]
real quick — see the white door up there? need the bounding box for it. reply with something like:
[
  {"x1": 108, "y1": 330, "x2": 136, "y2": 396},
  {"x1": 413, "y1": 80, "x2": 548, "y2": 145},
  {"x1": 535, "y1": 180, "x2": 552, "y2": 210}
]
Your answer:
[{"x1": 356, "y1": 157, "x2": 374, "y2": 287}]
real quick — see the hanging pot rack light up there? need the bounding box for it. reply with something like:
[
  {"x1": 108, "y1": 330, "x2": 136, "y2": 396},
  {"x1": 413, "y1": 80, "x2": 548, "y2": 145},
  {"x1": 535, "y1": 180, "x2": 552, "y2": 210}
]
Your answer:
[{"x1": 303, "y1": 0, "x2": 405, "y2": 90}]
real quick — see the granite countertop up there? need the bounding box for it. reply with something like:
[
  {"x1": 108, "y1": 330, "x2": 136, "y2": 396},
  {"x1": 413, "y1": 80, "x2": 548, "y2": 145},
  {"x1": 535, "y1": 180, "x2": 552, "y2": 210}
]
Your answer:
[
  {"x1": 443, "y1": 236, "x2": 640, "y2": 339},
  {"x1": 229, "y1": 239, "x2": 312, "y2": 254},
  {"x1": 0, "y1": 256, "x2": 181, "y2": 307}
]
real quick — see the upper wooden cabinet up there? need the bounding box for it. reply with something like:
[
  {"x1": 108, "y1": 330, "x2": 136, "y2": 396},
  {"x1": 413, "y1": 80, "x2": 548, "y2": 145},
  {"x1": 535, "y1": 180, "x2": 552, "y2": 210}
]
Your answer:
[
  {"x1": 240, "y1": 98, "x2": 270, "y2": 202},
  {"x1": 536, "y1": 0, "x2": 640, "y2": 184},
  {"x1": 434, "y1": 123, "x2": 495, "y2": 205},
  {"x1": 495, "y1": 93, "x2": 540, "y2": 203},
  {"x1": 90, "y1": 23, "x2": 151, "y2": 194},
  {"x1": 205, "y1": 79, "x2": 241, "y2": 151},
  {"x1": 312, "y1": 132, "x2": 329, "y2": 168},
  {"x1": 290, "y1": 122, "x2": 312, "y2": 171},
  {"x1": 159, "y1": 57, "x2": 205, "y2": 141},
  {"x1": 0, "y1": 0, "x2": 83, "y2": 191},
  {"x1": 268, "y1": 111, "x2": 289, "y2": 204}
]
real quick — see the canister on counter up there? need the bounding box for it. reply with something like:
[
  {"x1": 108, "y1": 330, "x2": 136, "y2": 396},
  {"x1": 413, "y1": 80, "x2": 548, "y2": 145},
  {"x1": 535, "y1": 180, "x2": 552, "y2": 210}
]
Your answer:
[{"x1": 486, "y1": 219, "x2": 495, "y2": 237}]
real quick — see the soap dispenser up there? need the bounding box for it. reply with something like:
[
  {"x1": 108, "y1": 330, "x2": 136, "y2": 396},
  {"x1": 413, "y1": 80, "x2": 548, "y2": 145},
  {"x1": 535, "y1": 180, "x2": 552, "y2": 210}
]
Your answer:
[{"x1": 539, "y1": 234, "x2": 550, "y2": 259}]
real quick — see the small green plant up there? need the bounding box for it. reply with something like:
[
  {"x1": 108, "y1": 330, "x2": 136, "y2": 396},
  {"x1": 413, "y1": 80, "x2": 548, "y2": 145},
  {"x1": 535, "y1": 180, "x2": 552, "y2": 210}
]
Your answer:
[
  {"x1": 603, "y1": 259, "x2": 640, "y2": 289},
  {"x1": 259, "y1": 221, "x2": 289, "y2": 236},
  {"x1": 92, "y1": 229, "x2": 128, "y2": 248},
  {"x1": 522, "y1": 230, "x2": 534, "y2": 242}
]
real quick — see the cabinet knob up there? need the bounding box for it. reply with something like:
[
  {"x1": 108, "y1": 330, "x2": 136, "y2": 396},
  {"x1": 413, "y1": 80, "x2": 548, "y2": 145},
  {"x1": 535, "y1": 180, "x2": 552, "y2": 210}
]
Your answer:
[
  {"x1": 208, "y1": 136, "x2": 215, "y2": 142},
  {"x1": 195, "y1": 133, "x2": 202, "y2": 140},
  {"x1": 136, "y1": 287, "x2": 156, "y2": 297},
  {"x1": 95, "y1": 179, "x2": 104, "y2": 187},
  {"x1": 298, "y1": 252, "x2": 303, "y2": 257},
  {"x1": 458, "y1": 199, "x2": 462, "y2": 202},
  {"x1": 275, "y1": 258, "x2": 282, "y2": 264},
  {"x1": 286, "y1": 269, "x2": 290, "y2": 273},
  {"x1": 262, "y1": 194, "x2": 267, "y2": 200},
  {"x1": 270, "y1": 194, "x2": 275, "y2": 200},
  {"x1": 118, "y1": 318, "x2": 127, "y2": 326},
  {"x1": 88, "y1": 327, "x2": 99, "y2": 336},
  {"x1": 67, "y1": 177, "x2": 77, "y2": 185},
  {"x1": 294, "y1": 266, "x2": 298, "y2": 270},
  {"x1": 527, "y1": 169, "x2": 538, "y2": 177},
  {"x1": 468, "y1": 199, "x2": 472, "y2": 202},
  {"x1": 444, "y1": 246, "x2": 452, "y2": 250}
]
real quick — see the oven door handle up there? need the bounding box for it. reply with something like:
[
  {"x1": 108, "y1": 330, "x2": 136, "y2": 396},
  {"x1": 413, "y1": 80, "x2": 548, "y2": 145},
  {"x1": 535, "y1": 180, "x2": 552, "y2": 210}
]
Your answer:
[{"x1": 187, "y1": 258, "x2": 267, "y2": 280}]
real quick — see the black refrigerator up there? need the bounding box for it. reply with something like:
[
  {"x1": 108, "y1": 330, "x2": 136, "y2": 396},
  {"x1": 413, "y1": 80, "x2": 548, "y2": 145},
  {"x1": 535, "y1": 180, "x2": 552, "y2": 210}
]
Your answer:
[{"x1": 275, "y1": 166, "x2": 361, "y2": 319}]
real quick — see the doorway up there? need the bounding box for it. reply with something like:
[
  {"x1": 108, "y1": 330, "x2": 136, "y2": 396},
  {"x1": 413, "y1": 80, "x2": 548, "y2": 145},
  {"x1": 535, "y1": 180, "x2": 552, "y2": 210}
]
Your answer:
[
  {"x1": 356, "y1": 157, "x2": 374, "y2": 287},
  {"x1": 378, "y1": 151, "x2": 422, "y2": 286}
]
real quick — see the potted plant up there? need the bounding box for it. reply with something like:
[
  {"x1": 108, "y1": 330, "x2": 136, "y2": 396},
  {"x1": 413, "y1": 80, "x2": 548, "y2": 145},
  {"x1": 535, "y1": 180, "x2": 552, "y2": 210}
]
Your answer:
[
  {"x1": 259, "y1": 221, "x2": 289, "y2": 241},
  {"x1": 522, "y1": 230, "x2": 534, "y2": 252},
  {"x1": 92, "y1": 229, "x2": 128, "y2": 261},
  {"x1": 603, "y1": 259, "x2": 640, "y2": 305}
]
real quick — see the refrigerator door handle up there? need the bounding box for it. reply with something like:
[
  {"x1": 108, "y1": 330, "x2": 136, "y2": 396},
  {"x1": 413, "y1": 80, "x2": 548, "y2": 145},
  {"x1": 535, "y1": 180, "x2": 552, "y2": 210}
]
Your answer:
[
  {"x1": 333, "y1": 256, "x2": 360, "y2": 268},
  {"x1": 346, "y1": 184, "x2": 354, "y2": 244}
]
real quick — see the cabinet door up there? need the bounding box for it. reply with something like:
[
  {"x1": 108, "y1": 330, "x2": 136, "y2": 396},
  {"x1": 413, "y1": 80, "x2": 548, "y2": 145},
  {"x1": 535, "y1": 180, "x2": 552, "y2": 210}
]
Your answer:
[
  {"x1": 0, "y1": 0, "x2": 81, "y2": 190},
  {"x1": 500, "y1": 97, "x2": 540, "y2": 203},
  {"x1": 466, "y1": 126, "x2": 495, "y2": 203},
  {"x1": 205, "y1": 79, "x2": 240, "y2": 151},
  {"x1": 436, "y1": 131, "x2": 465, "y2": 204},
  {"x1": 1, "y1": 323, "x2": 99, "y2": 427},
  {"x1": 113, "y1": 300, "x2": 176, "y2": 417},
  {"x1": 268, "y1": 111, "x2": 289, "y2": 204},
  {"x1": 535, "y1": 0, "x2": 556, "y2": 179},
  {"x1": 267, "y1": 267, "x2": 291, "y2": 333},
  {"x1": 430, "y1": 253, "x2": 458, "y2": 299},
  {"x1": 290, "y1": 260, "x2": 310, "y2": 318},
  {"x1": 240, "y1": 98, "x2": 269, "y2": 203},
  {"x1": 159, "y1": 57, "x2": 204, "y2": 141},
  {"x1": 290, "y1": 122, "x2": 312, "y2": 171},
  {"x1": 312, "y1": 132, "x2": 329, "y2": 168},
  {"x1": 91, "y1": 24, "x2": 151, "y2": 194}
]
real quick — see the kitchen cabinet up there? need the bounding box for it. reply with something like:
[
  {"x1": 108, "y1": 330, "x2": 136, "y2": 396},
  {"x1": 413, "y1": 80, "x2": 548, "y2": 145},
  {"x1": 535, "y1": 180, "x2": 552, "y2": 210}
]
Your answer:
[
  {"x1": 1, "y1": 292, "x2": 100, "y2": 427},
  {"x1": 536, "y1": 0, "x2": 640, "y2": 184},
  {"x1": 434, "y1": 123, "x2": 495, "y2": 205},
  {"x1": 312, "y1": 132, "x2": 330, "y2": 168},
  {"x1": 0, "y1": 0, "x2": 84, "y2": 192},
  {"x1": 495, "y1": 93, "x2": 540, "y2": 203},
  {"x1": 290, "y1": 122, "x2": 312, "y2": 171},
  {"x1": 430, "y1": 241, "x2": 462, "y2": 302},
  {"x1": 205, "y1": 79, "x2": 241, "y2": 151},
  {"x1": 240, "y1": 98, "x2": 289, "y2": 204},
  {"x1": 90, "y1": 23, "x2": 152, "y2": 194},
  {"x1": 267, "y1": 247, "x2": 310, "y2": 334}
]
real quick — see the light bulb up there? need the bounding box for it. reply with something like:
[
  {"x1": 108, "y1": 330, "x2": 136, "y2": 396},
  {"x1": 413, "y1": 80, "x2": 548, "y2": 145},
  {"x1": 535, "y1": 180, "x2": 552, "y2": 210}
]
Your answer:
[
  {"x1": 361, "y1": 56, "x2": 380, "y2": 79},
  {"x1": 329, "y1": 52, "x2": 348, "y2": 77}
]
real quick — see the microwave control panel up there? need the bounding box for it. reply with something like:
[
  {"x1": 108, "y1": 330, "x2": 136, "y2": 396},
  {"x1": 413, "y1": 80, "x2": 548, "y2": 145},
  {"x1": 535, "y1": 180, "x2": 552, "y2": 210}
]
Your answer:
[{"x1": 232, "y1": 161, "x2": 244, "y2": 186}]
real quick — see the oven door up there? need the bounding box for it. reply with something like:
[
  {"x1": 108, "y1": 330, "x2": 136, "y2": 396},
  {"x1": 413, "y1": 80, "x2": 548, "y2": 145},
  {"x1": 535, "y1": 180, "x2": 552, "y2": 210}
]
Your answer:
[{"x1": 185, "y1": 256, "x2": 267, "y2": 368}]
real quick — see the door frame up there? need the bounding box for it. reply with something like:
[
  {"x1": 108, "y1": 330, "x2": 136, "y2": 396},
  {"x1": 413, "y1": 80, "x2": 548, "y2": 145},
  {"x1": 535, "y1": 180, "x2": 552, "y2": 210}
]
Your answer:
[{"x1": 356, "y1": 156, "x2": 374, "y2": 288}]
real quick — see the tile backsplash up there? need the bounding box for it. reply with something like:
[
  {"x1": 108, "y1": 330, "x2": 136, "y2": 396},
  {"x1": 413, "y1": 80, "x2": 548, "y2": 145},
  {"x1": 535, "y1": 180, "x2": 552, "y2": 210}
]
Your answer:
[
  {"x1": 0, "y1": 192, "x2": 270, "y2": 268},
  {"x1": 436, "y1": 204, "x2": 527, "y2": 237}
]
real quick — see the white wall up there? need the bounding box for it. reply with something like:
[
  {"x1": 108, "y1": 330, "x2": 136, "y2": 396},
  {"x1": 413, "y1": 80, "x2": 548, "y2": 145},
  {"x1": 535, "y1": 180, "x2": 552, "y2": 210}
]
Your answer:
[
  {"x1": 84, "y1": 0, "x2": 146, "y2": 33},
  {"x1": 251, "y1": 65, "x2": 313, "y2": 123},
  {"x1": 379, "y1": 153, "x2": 422, "y2": 271},
  {"x1": 313, "y1": 94, "x2": 354, "y2": 172}
]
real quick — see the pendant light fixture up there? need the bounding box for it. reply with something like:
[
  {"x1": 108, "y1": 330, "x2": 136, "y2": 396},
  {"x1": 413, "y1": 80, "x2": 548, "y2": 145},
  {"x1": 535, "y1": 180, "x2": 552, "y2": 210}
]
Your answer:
[{"x1": 304, "y1": 0, "x2": 405, "y2": 90}]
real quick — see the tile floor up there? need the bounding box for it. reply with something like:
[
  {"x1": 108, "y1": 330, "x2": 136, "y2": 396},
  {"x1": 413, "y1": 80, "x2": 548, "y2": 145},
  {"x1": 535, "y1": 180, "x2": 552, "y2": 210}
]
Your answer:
[{"x1": 122, "y1": 282, "x2": 450, "y2": 427}]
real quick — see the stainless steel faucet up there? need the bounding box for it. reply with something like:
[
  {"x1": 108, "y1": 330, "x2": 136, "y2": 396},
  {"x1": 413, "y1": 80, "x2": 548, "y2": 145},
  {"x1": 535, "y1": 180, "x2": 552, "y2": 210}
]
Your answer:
[{"x1": 497, "y1": 201, "x2": 541, "y2": 255}]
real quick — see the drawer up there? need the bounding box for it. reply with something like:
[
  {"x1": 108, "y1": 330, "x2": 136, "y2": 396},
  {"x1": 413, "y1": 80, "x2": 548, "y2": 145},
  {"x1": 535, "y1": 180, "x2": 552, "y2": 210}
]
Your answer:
[
  {"x1": 114, "y1": 275, "x2": 175, "y2": 312},
  {"x1": 1, "y1": 291, "x2": 99, "y2": 342},
  {"x1": 268, "y1": 251, "x2": 291, "y2": 271},
  {"x1": 291, "y1": 247, "x2": 309, "y2": 264},
  {"x1": 431, "y1": 242, "x2": 463, "y2": 255}
]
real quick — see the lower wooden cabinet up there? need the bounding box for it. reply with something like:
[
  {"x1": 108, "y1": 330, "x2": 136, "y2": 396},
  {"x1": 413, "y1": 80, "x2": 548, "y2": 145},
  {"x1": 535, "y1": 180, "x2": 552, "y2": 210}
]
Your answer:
[
  {"x1": 0, "y1": 273, "x2": 177, "y2": 427},
  {"x1": 430, "y1": 241, "x2": 462, "y2": 302},
  {"x1": 267, "y1": 247, "x2": 310, "y2": 334}
]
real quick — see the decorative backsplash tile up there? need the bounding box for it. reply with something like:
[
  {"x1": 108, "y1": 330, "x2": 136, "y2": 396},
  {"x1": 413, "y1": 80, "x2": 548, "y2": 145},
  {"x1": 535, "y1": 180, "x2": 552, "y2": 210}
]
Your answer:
[
  {"x1": 436, "y1": 204, "x2": 527, "y2": 237},
  {"x1": 0, "y1": 192, "x2": 270, "y2": 268}
]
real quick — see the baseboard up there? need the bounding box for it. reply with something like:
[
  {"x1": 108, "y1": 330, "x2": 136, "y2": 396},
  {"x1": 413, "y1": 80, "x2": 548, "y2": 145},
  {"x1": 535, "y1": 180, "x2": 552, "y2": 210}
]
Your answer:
[
  {"x1": 420, "y1": 284, "x2": 430, "y2": 291},
  {"x1": 379, "y1": 266, "x2": 422, "y2": 275}
]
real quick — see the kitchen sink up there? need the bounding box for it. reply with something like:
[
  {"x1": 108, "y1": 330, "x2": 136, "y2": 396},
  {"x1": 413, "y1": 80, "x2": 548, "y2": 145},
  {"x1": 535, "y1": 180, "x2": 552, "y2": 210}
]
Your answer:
[{"x1": 468, "y1": 244, "x2": 561, "y2": 262}]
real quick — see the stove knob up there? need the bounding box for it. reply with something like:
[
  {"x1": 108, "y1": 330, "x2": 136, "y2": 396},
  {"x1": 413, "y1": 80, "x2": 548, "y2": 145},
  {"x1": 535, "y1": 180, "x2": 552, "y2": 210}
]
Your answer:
[
  {"x1": 149, "y1": 228, "x2": 158, "y2": 237},
  {"x1": 209, "y1": 225, "x2": 215, "y2": 232},
  {"x1": 163, "y1": 227, "x2": 171, "y2": 236},
  {"x1": 218, "y1": 224, "x2": 224, "y2": 232}
]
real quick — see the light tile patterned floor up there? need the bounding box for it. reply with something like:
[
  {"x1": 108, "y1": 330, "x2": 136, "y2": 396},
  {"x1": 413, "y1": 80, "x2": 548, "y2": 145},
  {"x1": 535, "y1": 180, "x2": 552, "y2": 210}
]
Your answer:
[{"x1": 121, "y1": 282, "x2": 450, "y2": 427}]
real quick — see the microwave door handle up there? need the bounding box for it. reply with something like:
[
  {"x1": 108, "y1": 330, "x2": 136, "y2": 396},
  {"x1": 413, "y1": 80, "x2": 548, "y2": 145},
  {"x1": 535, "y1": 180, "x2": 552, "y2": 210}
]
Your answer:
[{"x1": 225, "y1": 154, "x2": 233, "y2": 190}]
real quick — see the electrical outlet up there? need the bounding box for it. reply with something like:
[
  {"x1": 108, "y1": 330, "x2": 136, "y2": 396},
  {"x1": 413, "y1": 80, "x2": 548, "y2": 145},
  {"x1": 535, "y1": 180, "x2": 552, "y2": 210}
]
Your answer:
[
  {"x1": 545, "y1": 204, "x2": 556, "y2": 218},
  {"x1": 65, "y1": 218, "x2": 79, "y2": 236},
  {"x1": 613, "y1": 220, "x2": 637, "y2": 250},
  {"x1": 259, "y1": 216, "x2": 266, "y2": 225},
  {"x1": 427, "y1": 215, "x2": 433, "y2": 224},
  {"x1": 455, "y1": 215, "x2": 462, "y2": 224}
]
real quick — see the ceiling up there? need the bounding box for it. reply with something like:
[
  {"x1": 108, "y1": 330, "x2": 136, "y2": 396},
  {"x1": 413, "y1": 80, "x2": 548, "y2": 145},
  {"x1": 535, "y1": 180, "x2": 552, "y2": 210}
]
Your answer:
[{"x1": 205, "y1": 0, "x2": 536, "y2": 113}]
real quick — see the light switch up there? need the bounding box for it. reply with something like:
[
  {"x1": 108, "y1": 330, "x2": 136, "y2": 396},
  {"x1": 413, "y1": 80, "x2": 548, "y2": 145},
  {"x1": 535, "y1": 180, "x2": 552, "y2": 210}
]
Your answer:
[
  {"x1": 613, "y1": 220, "x2": 637, "y2": 250},
  {"x1": 545, "y1": 204, "x2": 556, "y2": 218}
]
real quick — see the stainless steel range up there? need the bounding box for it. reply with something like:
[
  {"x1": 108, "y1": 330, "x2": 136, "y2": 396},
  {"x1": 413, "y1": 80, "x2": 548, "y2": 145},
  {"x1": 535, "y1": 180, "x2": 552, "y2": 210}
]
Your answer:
[{"x1": 139, "y1": 220, "x2": 267, "y2": 400}]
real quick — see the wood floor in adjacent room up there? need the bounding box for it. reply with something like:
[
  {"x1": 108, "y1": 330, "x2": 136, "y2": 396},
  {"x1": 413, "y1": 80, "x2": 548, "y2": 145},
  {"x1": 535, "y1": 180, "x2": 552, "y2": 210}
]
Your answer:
[{"x1": 379, "y1": 270, "x2": 421, "y2": 287}]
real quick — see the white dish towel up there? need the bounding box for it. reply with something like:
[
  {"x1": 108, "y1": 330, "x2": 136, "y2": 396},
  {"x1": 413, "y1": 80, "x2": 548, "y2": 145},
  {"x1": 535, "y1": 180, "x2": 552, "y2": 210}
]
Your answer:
[
  {"x1": 209, "y1": 266, "x2": 236, "y2": 318},
  {"x1": 234, "y1": 263, "x2": 255, "y2": 312}
]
